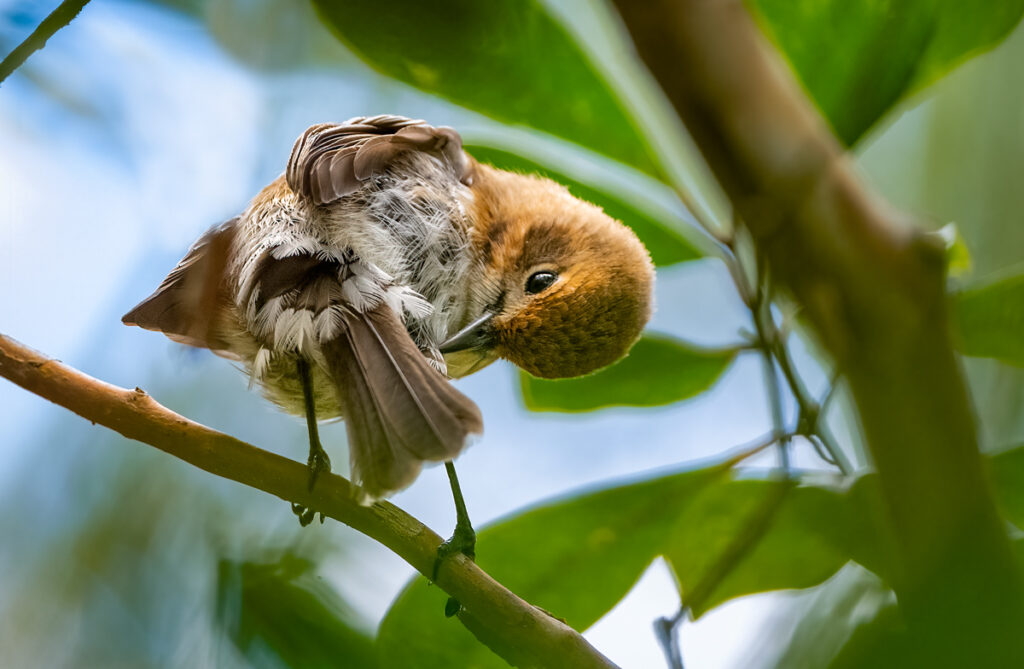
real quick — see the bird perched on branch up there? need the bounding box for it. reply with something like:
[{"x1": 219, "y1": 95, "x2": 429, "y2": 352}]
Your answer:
[{"x1": 123, "y1": 115, "x2": 654, "y2": 576}]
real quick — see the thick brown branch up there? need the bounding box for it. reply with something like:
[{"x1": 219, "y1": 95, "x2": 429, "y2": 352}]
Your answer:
[
  {"x1": 0, "y1": 334, "x2": 618, "y2": 669},
  {"x1": 612, "y1": 0, "x2": 1023, "y2": 663}
]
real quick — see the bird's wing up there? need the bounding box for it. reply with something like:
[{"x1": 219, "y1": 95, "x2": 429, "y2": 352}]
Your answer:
[
  {"x1": 246, "y1": 251, "x2": 482, "y2": 502},
  {"x1": 121, "y1": 218, "x2": 239, "y2": 357},
  {"x1": 285, "y1": 115, "x2": 473, "y2": 205}
]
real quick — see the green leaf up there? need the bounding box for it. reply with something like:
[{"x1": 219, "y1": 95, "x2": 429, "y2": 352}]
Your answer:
[
  {"x1": 826, "y1": 536, "x2": 1024, "y2": 669},
  {"x1": 376, "y1": 441, "x2": 1024, "y2": 668},
  {"x1": 376, "y1": 442, "x2": 1024, "y2": 667},
  {"x1": 520, "y1": 333, "x2": 736, "y2": 413},
  {"x1": 216, "y1": 552, "x2": 377, "y2": 669},
  {"x1": 990, "y1": 444, "x2": 1024, "y2": 526},
  {"x1": 751, "y1": 0, "x2": 1024, "y2": 145},
  {"x1": 377, "y1": 462, "x2": 735, "y2": 668},
  {"x1": 770, "y1": 566, "x2": 896, "y2": 669},
  {"x1": 665, "y1": 477, "x2": 874, "y2": 617},
  {"x1": 311, "y1": 0, "x2": 660, "y2": 177},
  {"x1": 464, "y1": 144, "x2": 701, "y2": 267},
  {"x1": 952, "y1": 268, "x2": 1024, "y2": 366}
]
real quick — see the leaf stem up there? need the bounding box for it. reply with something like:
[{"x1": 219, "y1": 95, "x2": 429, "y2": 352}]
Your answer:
[{"x1": 654, "y1": 609, "x2": 687, "y2": 669}]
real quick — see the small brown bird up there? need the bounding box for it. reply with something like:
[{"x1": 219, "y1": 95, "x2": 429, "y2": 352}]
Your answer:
[{"x1": 123, "y1": 115, "x2": 653, "y2": 569}]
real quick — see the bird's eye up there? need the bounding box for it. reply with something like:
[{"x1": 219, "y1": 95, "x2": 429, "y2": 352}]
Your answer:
[{"x1": 525, "y1": 271, "x2": 558, "y2": 295}]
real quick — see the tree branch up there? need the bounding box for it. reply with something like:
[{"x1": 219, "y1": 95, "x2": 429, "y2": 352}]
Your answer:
[
  {"x1": 0, "y1": 0, "x2": 91, "y2": 85},
  {"x1": 612, "y1": 0, "x2": 1024, "y2": 663},
  {"x1": 0, "y1": 334, "x2": 618, "y2": 669}
]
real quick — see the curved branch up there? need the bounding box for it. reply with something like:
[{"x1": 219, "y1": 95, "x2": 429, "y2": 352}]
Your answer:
[
  {"x1": 0, "y1": 334, "x2": 618, "y2": 669},
  {"x1": 611, "y1": 0, "x2": 1023, "y2": 664}
]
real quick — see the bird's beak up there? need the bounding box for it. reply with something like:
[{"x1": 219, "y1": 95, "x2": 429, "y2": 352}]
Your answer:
[{"x1": 439, "y1": 311, "x2": 495, "y2": 353}]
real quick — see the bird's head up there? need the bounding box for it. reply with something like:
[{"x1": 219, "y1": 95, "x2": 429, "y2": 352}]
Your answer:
[{"x1": 441, "y1": 164, "x2": 654, "y2": 379}]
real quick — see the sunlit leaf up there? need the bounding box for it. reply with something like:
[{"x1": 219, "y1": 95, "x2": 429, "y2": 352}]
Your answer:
[
  {"x1": 952, "y1": 268, "x2": 1024, "y2": 366},
  {"x1": 311, "y1": 0, "x2": 660, "y2": 177},
  {"x1": 377, "y1": 462, "x2": 735, "y2": 668},
  {"x1": 751, "y1": 0, "x2": 1024, "y2": 144},
  {"x1": 465, "y1": 144, "x2": 700, "y2": 266},
  {"x1": 520, "y1": 334, "x2": 736, "y2": 413},
  {"x1": 216, "y1": 553, "x2": 376, "y2": 668}
]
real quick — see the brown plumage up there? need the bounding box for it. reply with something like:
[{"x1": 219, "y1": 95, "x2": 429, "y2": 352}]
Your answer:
[
  {"x1": 122, "y1": 115, "x2": 653, "y2": 504},
  {"x1": 286, "y1": 116, "x2": 473, "y2": 205},
  {"x1": 461, "y1": 163, "x2": 654, "y2": 379}
]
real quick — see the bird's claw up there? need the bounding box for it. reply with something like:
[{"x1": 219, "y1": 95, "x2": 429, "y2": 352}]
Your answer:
[
  {"x1": 432, "y1": 523, "x2": 477, "y2": 617},
  {"x1": 291, "y1": 448, "x2": 331, "y2": 527},
  {"x1": 290, "y1": 502, "x2": 322, "y2": 527},
  {"x1": 307, "y1": 448, "x2": 331, "y2": 491}
]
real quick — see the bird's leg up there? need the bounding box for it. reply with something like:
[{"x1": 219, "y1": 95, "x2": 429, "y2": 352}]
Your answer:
[
  {"x1": 432, "y1": 460, "x2": 476, "y2": 616},
  {"x1": 290, "y1": 357, "x2": 331, "y2": 527}
]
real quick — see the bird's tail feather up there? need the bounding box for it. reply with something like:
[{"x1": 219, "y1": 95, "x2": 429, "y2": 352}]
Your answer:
[{"x1": 322, "y1": 305, "x2": 482, "y2": 502}]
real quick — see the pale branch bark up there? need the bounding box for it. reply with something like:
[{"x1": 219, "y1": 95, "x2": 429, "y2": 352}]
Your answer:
[
  {"x1": 0, "y1": 0, "x2": 91, "y2": 85},
  {"x1": 0, "y1": 334, "x2": 618, "y2": 669},
  {"x1": 612, "y1": 0, "x2": 1024, "y2": 663}
]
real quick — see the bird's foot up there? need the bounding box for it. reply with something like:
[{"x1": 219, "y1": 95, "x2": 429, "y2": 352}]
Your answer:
[
  {"x1": 306, "y1": 447, "x2": 331, "y2": 491},
  {"x1": 290, "y1": 503, "x2": 322, "y2": 527},
  {"x1": 432, "y1": 522, "x2": 476, "y2": 617},
  {"x1": 291, "y1": 448, "x2": 332, "y2": 527}
]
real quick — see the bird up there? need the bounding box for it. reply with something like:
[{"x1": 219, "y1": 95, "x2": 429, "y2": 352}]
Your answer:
[{"x1": 122, "y1": 115, "x2": 654, "y2": 577}]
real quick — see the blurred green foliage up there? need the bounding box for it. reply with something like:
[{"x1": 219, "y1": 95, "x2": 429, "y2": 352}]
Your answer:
[
  {"x1": 311, "y1": 0, "x2": 661, "y2": 177},
  {"x1": 378, "y1": 461, "x2": 734, "y2": 668},
  {"x1": 217, "y1": 552, "x2": 377, "y2": 668},
  {"x1": 373, "y1": 442, "x2": 1024, "y2": 668},
  {"x1": 751, "y1": 0, "x2": 1024, "y2": 145},
  {"x1": 519, "y1": 334, "x2": 736, "y2": 412}
]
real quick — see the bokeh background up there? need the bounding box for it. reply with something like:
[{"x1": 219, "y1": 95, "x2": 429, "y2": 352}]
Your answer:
[{"x1": 1, "y1": 1, "x2": 1023, "y2": 667}]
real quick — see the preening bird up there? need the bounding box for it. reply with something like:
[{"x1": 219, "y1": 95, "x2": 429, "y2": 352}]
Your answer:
[{"x1": 123, "y1": 115, "x2": 654, "y2": 571}]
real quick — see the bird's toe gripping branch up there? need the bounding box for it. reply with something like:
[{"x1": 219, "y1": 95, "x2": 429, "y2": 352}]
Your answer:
[
  {"x1": 433, "y1": 520, "x2": 477, "y2": 617},
  {"x1": 290, "y1": 447, "x2": 332, "y2": 526},
  {"x1": 306, "y1": 446, "x2": 332, "y2": 491}
]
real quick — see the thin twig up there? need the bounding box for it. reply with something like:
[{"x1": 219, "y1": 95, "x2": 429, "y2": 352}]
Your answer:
[
  {"x1": 719, "y1": 429, "x2": 798, "y2": 468},
  {"x1": 717, "y1": 208, "x2": 850, "y2": 476},
  {"x1": 654, "y1": 608, "x2": 687, "y2": 669},
  {"x1": 746, "y1": 281, "x2": 849, "y2": 474},
  {"x1": 0, "y1": 334, "x2": 619, "y2": 669},
  {"x1": 818, "y1": 368, "x2": 842, "y2": 419},
  {"x1": 807, "y1": 434, "x2": 838, "y2": 468},
  {"x1": 773, "y1": 335, "x2": 850, "y2": 473},
  {"x1": 750, "y1": 250, "x2": 792, "y2": 474},
  {"x1": 0, "y1": 0, "x2": 91, "y2": 85}
]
